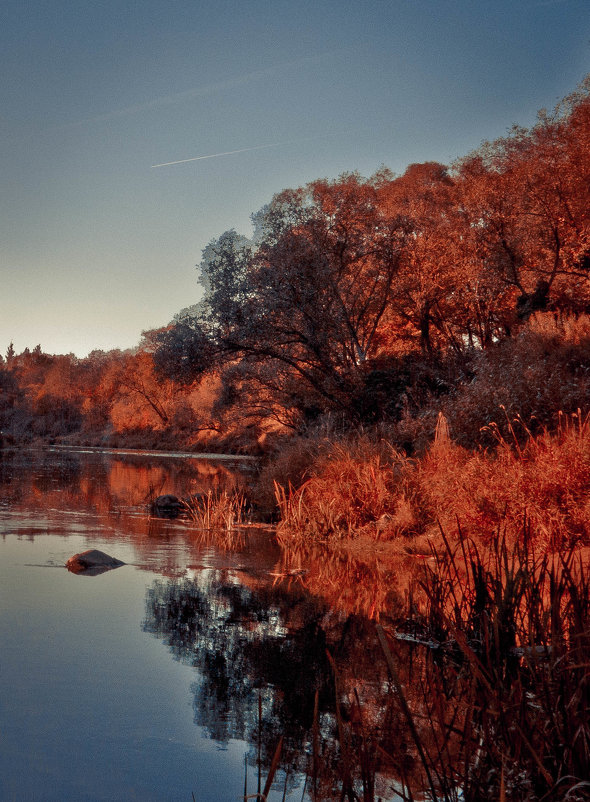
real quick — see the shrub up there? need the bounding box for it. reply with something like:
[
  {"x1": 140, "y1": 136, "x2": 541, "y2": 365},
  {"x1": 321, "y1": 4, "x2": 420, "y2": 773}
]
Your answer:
[
  {"x1": 443, "y1": 313, "x2": 590, "y2": 448},
  {"x1": 275, "y1": 434, "x2": 409, "y2": 542}
]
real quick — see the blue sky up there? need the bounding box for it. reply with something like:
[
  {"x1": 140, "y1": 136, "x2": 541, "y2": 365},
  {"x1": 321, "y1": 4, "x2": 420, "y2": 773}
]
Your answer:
[{"x1": 1, "y1": 0, "x2": 589, "y2": 357}]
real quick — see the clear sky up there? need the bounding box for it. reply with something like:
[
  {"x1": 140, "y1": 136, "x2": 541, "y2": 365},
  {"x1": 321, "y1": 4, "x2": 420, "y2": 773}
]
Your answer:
[{"x1": 1, "y1": 0, "x2": 589, "y2": 357}]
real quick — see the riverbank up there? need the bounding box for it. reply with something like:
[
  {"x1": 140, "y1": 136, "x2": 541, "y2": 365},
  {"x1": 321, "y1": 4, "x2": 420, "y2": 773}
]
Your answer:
[
  {"x1": 261, "y1": 411, "x2": 590, "y2": 556},
  {"x1": 261, "y1": 424, "x2": 590, "y2": 801}
]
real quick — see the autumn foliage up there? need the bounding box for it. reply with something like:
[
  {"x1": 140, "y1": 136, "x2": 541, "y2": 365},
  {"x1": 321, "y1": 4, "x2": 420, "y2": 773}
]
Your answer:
[
  {"x1": 2, "y1": 78, "x2": 590, "y2": 802},
  {"x1": 2, "y1": 78, "x2": 590, "y2": 473},
  {"x1": 156, "y1": 78, "x2": 590, "y2": 433},
  {"x1": 0, "y1": 338, "x2": 230, "y2": 451}
]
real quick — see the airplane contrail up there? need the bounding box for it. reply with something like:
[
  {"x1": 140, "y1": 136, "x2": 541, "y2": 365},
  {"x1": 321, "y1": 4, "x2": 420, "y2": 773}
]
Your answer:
[
  {"x1": 150, "y1": 129, "x2": 347, "y2": 168},
  {"x1": 54, "y1": 48, "x2": 350, "y2": 132},
  {"x1": 151, "y1": 141, "x2": 284, "y2": 168}
]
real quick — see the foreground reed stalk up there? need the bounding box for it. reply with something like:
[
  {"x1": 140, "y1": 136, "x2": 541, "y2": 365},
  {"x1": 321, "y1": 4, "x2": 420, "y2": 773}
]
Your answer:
[{"x1": 372, "y1": 525, "x2": 590, "y2": 801}]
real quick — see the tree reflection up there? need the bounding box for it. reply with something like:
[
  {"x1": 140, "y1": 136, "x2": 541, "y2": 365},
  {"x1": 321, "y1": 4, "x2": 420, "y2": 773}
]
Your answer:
[
  {"x1": 0, "y1": 448, "x2": 253, "y2": 573},
  {"x1": 142, "y1": 570, "x2": 419, "y2": 800},
  {"x1": 143, "y1": 573, "x2": 334, "y2": 757},
  {"x1": 0, "y1": 448, "x2": 245, "y2": 512}
]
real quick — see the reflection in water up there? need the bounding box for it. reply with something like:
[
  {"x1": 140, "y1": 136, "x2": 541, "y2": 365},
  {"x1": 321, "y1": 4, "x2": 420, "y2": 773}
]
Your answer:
[
  {"x1": 0, "y1": 446, "x2": 247, "y2": 512},
  {"x1": 0, "y1": 446, "x2": 257, "y2": 577},
  {"x1": 0, "y1": 447, "x2": 447, "y2": 800},
  {"x1": 144, "y1": 574, "x2": 333, "y2": 749},
  {"x1": 276, "y1": 540, "x2": 415, "y2": 620},
  {"x1": 142, "y1": 569, "x2": 424, "y2": 800}
]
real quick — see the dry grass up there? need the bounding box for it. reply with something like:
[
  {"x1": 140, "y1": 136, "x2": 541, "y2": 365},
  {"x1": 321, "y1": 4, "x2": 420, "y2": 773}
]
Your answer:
[
  {"x1": 275, "y1": 436, "x2": 409, "y2": 543},
  {"x1": 442, "y1": 312, "x2": 590, "y2": 448},
  {"x1": 417, "y1": 410, "x2": 590, "y2": 551},
  {"x1": 182, "y1": 490, "x2": 249, "y2": 550},
  {"x1": 267, "y1": 411, "x2": 590, "y2": 797},
  {"x1": 275, "y1": 411, "x2": 590, "y2": 554}
]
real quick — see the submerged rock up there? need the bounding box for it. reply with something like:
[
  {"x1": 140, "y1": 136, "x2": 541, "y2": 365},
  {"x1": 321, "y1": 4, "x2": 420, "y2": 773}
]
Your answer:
[
  {"x1": 66, "y1": 549, "x2": 125, "y2": 576},
  {"x1": 151, "y1": 494, "x2": 184, "y2": 518}
]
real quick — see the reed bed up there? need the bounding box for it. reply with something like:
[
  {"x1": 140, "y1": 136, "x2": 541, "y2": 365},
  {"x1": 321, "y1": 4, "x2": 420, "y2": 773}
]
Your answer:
[
  {"x1": 267, "y1": 412, "x2": 590, "y2": 799},
  {"x1": 182, "y1": 490, "x2": 249, "y2": 550},
  {"x1": 274, "y1": 412, "x2": 590, "y2": 554},
  {"x1": 321, "y1": 526, "x2": 590, "y2": 801}
]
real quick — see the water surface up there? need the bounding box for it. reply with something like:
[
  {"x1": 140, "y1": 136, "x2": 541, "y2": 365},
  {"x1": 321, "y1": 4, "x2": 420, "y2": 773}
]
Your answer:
[{"x1": 0, "y1": 447, "x2": 405, "y2": 801}]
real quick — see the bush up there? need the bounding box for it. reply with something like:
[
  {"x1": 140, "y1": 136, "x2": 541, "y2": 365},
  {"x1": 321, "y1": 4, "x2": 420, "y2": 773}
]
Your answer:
[
  {"x1": 443, "y1": 313, "x2": 590, "y2": 448},
  {"x1": 275, "y1": 433, "x2": 410, "y2": 542}
]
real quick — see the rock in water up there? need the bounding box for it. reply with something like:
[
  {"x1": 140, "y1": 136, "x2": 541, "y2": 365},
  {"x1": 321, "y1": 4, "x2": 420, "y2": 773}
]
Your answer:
[
  {"x1": 151, "y1": 494, "x2": 184, "y2": 518},
  {"x1": 66, "y1": 549, "x2": 125, "y2": 576}
]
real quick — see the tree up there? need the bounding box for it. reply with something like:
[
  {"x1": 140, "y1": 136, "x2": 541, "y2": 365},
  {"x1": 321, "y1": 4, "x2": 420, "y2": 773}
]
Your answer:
[
  {"x1": 5, "y1": 342, "x2": 15, "y2": 367},
  {"x1": 157, "y1": 172, "x2": 410, "y2": 421},
  {"x1": 101, "y1": 350, "x2": 173, "y2": 430},
  {"x1": 455, "y1": 78, "x2": 590, "y2": 321},
  {"x1": 377, "y1": 162, "x2": 476, "y2": 355}
]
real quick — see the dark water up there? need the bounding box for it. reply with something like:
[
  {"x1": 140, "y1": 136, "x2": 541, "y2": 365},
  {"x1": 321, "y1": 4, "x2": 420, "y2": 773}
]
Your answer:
[{"x1": 0, "y1": 447, "x2": 407, "y2": 802}]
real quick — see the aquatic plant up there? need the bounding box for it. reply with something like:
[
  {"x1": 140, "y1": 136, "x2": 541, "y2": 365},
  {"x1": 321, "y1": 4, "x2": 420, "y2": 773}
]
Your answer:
[
  {"x1": 372, "y1": 525, "x2": 590, "y2": 801},
  {"x1": 182, "y1": 489, "x2": 249, "y2": 549}
]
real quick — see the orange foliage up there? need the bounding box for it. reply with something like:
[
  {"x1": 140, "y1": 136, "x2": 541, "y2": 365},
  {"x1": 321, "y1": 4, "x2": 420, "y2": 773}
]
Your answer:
[
  {"x1": 276, "y1": 412, "x2": 590, "y2": 553},
  {"x1": 3, "y1": 78, "x2": 590, "y2": 451}
]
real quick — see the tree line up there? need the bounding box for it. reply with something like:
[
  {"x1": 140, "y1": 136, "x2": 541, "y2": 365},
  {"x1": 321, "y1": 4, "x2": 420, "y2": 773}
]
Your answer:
[
  {"x1": 2, "y1": 78, "x2": 589, "y2": 451},
  {"x1": 156, "y1": 77, "x2": 590, "y2": 434},
  {"x1": 0, "y1": 339, "x2": 227, "y2": 450}
]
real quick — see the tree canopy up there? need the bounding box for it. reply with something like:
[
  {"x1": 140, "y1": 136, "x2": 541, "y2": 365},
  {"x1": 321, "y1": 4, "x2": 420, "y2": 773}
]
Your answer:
[{"x1": 156, "y1": 79, "x2": 590, "y2": 427}]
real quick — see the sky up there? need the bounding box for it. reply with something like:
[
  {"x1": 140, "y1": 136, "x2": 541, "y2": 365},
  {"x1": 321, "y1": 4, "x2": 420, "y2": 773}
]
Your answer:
[{"x1": 1, "y1": 0, "x2": 589, "y2": 358}]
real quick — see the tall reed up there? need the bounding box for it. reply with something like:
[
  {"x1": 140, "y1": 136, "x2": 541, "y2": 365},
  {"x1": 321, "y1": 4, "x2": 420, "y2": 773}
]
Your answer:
[
  {"x1": 182, "y1": 490, "x2": 248, "y2": 549},
  {"x1": 375, "y1": 523, "x2": 590, "y2": 801},
  {"x1": 274, "y1": 438, "x2": 409, "y2": 543}
]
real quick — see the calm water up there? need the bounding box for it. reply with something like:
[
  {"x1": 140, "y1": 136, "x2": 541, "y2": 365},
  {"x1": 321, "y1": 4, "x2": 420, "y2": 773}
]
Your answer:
[{"x1": 0, "y1": 448, "x2": 408, "y2": 802}]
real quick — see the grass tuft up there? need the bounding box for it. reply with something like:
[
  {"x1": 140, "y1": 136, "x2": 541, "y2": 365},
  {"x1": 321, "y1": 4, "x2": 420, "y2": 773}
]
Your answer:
[{"x1": 182, "y1": 490, "x2": 249, "y2": 549}]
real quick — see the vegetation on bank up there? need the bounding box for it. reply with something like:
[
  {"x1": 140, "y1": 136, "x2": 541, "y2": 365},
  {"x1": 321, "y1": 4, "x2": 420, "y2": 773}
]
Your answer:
[
  {"x1": 2, "y1": 78, "x2": 589, "y2": 463},
  {"x1": 2, "y1": 78, "x2": 590, "y2": 551},
  {"x1": 4, "y1": 72, "x2": 590, "y2": 802},
  {"x1": 0, "y1": 338, "x2": 276, "y2": 454},
  {"x1": 271, "y1": 406, "x2": 590, "y2": 552}
]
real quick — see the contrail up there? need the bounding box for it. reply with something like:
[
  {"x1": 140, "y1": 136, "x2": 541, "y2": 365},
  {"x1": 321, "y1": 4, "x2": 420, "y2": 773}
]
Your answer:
[
  {"x1": 54, "y1": 48, "x2": 350, "y2": 132},
  {"x1": 151, "y1": 141, "x2": 284, "y2": 168},
  {"x1": 150, "y1": 130, "x2": 345, "y2": 168}
]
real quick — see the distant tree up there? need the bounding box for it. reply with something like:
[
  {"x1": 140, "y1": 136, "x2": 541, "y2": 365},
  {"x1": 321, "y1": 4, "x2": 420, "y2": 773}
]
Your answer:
[
  {"x1": 102, "y1": 350, "x2": 172, "y2": 429},
  {"x1": 5, "y1": 342, "x2": 15, "y2": 366}
]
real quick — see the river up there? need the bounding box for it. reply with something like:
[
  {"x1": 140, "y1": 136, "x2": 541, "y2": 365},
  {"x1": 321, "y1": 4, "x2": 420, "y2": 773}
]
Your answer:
[{"x1": 0, "y1": 446, "x2": 421, "y2": 801}]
